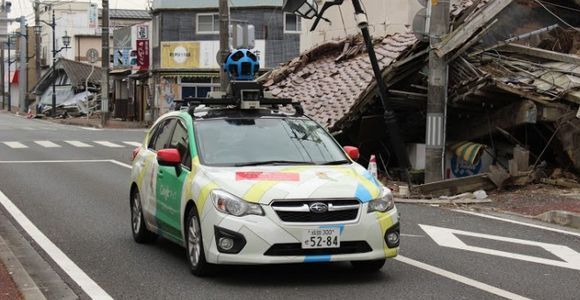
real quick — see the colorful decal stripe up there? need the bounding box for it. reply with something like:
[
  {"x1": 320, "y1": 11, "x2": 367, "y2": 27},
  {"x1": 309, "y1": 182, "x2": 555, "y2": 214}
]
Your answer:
[
  {"x1": 236, "y1": 172, "x2": 300, "y2": 182},
  {"x1": 243, "y1": 166, "x2": 312, "y2": 203},
  {"x1": 304, "y1": 255, "x2": 332, "y2": 263},
  {"x1": 376, "y1": 212, "x2": 395, "y2": 256},
  {"x1": 197, "y1": 182, "x2": 218, "y2": 215}
]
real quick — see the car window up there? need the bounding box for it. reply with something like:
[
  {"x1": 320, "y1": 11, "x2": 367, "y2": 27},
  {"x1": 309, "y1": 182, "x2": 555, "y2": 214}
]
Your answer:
[
  {"x1": 147, "y1": 122, "x2": 163, "y2": 150},
  {"x1": 169, "y1": 120, "x2": 191, "y2": 169},
  {"x1": 154, "y1": 119, "x2": 177, "y2": 151},
  {"x1": 194, "y1": 117, "x2": 347, "y2": 166}
]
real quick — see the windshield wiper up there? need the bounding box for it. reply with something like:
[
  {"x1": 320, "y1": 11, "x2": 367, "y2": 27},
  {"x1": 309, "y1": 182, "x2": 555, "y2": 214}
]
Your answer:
[
  {"x1": 235, "y1": 160, "x2": 316, "y2": 167},
  {"x1": 319, "y1": 160, "x2": 350, "y2": 165}
]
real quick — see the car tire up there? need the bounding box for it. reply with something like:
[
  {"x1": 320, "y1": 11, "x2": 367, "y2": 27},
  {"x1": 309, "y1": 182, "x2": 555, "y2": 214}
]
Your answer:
[
  {"x1": 130, "y1": 188, "x2": 156, "y2": 243},
  {"x1": 351, "y1": 259, "x2": 386, "y2": 272},
  {"x1": 185, "y1": 206, "x2": 215, "y2": 277}
]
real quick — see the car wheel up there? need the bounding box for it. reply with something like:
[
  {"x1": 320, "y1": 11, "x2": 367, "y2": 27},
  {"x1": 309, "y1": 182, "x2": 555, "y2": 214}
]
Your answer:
[
  {"x1": 351, "y1": 259, "x2": 386, "y2": 272},
  {"x1": 131, "y1": 188, "x2": 156, "y2": 243},
  {"x1": 186, "y1": 207, "x2": 214, "y2": 276}
]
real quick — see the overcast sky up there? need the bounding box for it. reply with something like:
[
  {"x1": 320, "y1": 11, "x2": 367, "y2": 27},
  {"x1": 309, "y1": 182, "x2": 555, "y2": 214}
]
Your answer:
[{"x1": 9, "y1": 0, "x2": 150, "y2": 20}]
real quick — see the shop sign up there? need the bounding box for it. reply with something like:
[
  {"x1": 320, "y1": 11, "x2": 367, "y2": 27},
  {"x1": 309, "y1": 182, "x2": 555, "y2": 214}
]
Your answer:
[{"x1": 161, "y1": 41, "x2": 200, "y2": 69}]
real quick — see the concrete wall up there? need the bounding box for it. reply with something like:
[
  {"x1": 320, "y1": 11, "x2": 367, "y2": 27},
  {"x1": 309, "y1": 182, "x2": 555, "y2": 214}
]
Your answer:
[
  {"x1": 300, "y1": 0, "x2": 422, "y2": 51},
  {"x1": 153, "y1": 7, "x2": 299, "y2": 69}
]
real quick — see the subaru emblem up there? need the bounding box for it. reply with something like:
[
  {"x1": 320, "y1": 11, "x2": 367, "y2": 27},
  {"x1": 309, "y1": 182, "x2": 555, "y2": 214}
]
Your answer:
[{"x1": 309, "y1": 202, "x2": 328, "y2": 213}]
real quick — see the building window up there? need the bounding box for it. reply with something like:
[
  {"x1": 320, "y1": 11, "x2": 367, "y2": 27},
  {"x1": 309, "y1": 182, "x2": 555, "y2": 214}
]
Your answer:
[
  {"x1": 284, "y1": 13, "x2": 301, "y2": 33},
  {"x1": 180, "y1": 77, "x2": 220, "y2": 99},
  {"x1": 197, "y1": 13, "x2": 220, "y2": 34}
]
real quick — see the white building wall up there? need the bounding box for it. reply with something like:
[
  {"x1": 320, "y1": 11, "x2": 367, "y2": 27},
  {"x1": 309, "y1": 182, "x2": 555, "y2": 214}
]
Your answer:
[{"x1": 300, "y1": 0, "x2": 422, "y2": 51}]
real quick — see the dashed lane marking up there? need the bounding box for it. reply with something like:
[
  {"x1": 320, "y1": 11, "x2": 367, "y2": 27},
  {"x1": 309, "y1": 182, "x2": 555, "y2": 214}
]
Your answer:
[
  {"x1": 123, "y1": 141, "x2": 142, "y2": 147},
  {"x1": 3, "y1": 142, "x2": 28, "y2": 149},
  {"x1": 94, "y1": 141, "x2": 124, "y2": 148},
  {"x1": 34, "y1": 141, "x2": 61, "y2": 148},
  {"x1": 64, "y1": 141, "x2": 93, "y2": 148}
]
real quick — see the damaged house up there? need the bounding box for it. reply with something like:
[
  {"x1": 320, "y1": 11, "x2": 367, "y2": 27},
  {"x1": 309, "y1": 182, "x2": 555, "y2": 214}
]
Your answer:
[
  {"x1": 32, "y1": 58, "x2": 103, "y2": 117},
  {"x1": 261, "y1": 0, "x2": 580, "y2": 193}
]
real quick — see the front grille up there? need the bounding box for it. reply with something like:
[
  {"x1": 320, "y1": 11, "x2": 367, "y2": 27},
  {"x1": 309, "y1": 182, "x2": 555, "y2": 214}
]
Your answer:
[
  {"x1": 264, "y1": 241, "x2": 372, "y2": 256},
  {"x1": 271, "y1": 199, "x2": 360, "y2": 223},
  {"x1": 276, "y1": 210, "x2": 358, "y2": 222}
]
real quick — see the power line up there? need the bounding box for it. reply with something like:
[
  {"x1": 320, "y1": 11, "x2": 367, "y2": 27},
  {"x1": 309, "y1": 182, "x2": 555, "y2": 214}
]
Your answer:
[
  {"x1": 533, "y1": 0, "x2": 580, "y2": 32},
  {"x1": 538, "y1": 0, "x2": 580, "y2": 13}
]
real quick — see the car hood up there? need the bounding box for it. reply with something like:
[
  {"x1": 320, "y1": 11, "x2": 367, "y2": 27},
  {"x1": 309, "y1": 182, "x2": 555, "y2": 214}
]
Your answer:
[{"x1": 201, "y1": 163, "x2": 384, "y2": 204}]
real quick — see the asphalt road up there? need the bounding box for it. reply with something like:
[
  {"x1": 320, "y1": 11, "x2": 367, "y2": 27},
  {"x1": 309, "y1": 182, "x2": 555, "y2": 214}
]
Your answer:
[{"x1": 1, "y1": 112, "x2": 579, "y2": 299}]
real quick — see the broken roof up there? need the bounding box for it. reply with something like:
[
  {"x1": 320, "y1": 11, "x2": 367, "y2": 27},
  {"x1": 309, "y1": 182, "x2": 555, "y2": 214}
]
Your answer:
[
  {"x1": 33, "y1": 58, "x2": 104, "y2": 95},
  {"x1": 262, "y1": 33, "x2": 418, "y2": 129}
]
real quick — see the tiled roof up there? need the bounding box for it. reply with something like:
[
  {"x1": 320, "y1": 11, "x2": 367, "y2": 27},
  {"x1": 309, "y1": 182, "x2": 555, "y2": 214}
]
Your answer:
[
  {"x1": 262, "y1": 33, "x2": 418, "y2": 129},
  {"x1": 99, "y1": 9, "x2": 151, "y2": 20}
]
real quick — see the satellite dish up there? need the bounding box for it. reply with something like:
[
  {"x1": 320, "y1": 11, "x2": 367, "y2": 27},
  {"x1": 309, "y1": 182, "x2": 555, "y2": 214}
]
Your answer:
[{"x1": 412, "y1": 8, "x2": 428, "y2": 41}]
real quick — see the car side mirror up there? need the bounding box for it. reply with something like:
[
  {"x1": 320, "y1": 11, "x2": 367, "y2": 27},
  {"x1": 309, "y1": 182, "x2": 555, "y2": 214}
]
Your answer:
[
  {"x1": 157, "y1": 148, "x2": 182, "y2": 176},
  {"x1": 344, "y1": 146, "x2": 360, "y2": 161}
]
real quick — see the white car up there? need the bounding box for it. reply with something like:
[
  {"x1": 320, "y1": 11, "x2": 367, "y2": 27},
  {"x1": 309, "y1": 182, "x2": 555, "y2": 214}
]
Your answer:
[{"x1": 129, "y1": 107, "x2": 400, "y2": 276}]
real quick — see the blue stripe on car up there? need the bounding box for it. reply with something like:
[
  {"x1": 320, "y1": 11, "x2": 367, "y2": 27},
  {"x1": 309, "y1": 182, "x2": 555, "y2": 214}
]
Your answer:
[{"x1": 304, "y1": 255, "x2": 332, "y2": 263}]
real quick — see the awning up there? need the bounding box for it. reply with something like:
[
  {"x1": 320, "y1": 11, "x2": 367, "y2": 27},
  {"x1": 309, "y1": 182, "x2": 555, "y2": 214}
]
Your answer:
[
  {"x1": 128, "y1": 70, "x2": 150, "y2": 79},
  {"x1": 450, "y1": 142, "x2": 485, "y2": 165},
  {"x1": 109, "y1": 68, "x2": 132, "y2": 75}
]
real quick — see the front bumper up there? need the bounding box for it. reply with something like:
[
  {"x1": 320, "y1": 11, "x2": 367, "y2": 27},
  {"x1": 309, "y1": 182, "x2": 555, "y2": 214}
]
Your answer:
[{"x1": 200, "y1": 204, "x2": 399, "y2": 265}]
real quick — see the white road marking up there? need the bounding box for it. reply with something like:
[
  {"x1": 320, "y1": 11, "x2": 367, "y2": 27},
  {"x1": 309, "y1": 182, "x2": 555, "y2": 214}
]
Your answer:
[
  {"x1": 452, "y1": 210, "x2": 580, "y2": 238},
  {"x1": 395, "y1": 255, "x2": 531, "y2": 300},
  {"x1": 94, "y1": 141, "x2": 124, "y2": 148},
  {"x1": 123, "y1": 141, "x2": 142, "y2": 147},
  {"x1": 0, "y1": 189, "x2": 113, "y2": 299},
  {"x1": 109, "y1": 160, "x2": 132, "y2": 169},
  {"x1": 3, "y1": 142, "x2": 28, "y2": 149},
  {"x1": 400, "y1": 233, "x2": 424, "y2": 238},
  {"x1": 81, "y1": 127, "x2": 102, "y2": 131},
  {"x1": 0, "y1": 160, "x2": 112, "y2": 164},
  {"x1": 420, "y1": 224, "x2": 580, "y2": 271},
  {"x1": 65, "y1": 141, "x2": 93, "y2": 148},
  {"x1": 34, "y1": 141, "x2": 61, "y2": 148}
]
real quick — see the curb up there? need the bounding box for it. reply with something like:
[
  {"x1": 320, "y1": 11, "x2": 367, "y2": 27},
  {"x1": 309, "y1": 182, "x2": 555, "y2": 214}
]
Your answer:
[
  {"x1": 0, "y1": 235, "x2": 46, "y2": 300},
  {"x1": 457, "y1": 205, "x2": 580, "y2": 230},
  {"x1": 536, "y1": 210, "x2": 580, "y2": 229}
]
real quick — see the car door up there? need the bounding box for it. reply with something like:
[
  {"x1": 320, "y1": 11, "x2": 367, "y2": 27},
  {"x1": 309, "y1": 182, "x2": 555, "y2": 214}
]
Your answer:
[{"x1": 156, "y1": 118, "x2": 191, "y2": 242}]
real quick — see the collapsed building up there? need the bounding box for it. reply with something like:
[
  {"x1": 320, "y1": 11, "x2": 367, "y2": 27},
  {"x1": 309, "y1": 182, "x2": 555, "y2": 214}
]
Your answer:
[{"x1": 260, "y1": 0, "x2": 580, "y2": 194}]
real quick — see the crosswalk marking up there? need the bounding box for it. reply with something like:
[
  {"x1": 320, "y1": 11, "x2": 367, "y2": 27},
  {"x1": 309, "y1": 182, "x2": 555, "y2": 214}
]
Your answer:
[
  {"x1": 65, "y1": 141, "x2": 93, "y2": 148},
  {"x1": 34, "y1": 141, "x2": 61, "y2": 148},
  {"x1": 3, "y1": 142, "x2": 28, "y2": 149},
  {"x1": 123, "y1": 141, "x2": 142, "y2": 147},
  {"x1": 94, "y1": 141, "x2": 124, "y2": 148}
]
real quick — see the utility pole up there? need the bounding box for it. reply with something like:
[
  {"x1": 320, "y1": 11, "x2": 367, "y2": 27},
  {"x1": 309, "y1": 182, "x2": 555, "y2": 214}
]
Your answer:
[
  {"x1": 1, "y1": 43, "x2": 4, "y2": 111},
  {"x1": 18, "y1": 16, "x2": 26, "y2": 113},
  {"x1": 425, "y1": 0, "x2": 450, "y2": 183},
  {"x1": 101, "y1": 0, "x2": 110, "y2": 127},
  {"x1": 218, "y1": 0, "x2": 229, "y2": 91},
  {"x1": 34, "y1": 0, "x2": 40, "y2": 114}
]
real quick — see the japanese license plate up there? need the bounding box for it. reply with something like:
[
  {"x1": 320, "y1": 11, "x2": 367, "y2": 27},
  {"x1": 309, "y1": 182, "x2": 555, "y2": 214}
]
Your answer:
[{"x1": 302, "y1": 228, "x2": 340, "y2": 249}]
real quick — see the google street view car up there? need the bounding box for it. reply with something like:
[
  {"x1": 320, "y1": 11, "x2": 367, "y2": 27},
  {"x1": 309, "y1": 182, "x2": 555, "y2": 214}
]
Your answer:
[{"x1": 129, "y1": 50, "x2": 399, "y2": 276}]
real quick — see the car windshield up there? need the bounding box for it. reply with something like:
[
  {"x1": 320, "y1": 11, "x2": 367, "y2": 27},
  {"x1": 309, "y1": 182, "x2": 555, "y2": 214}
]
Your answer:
[{"x1": 195, "y1": 117, "x2": 349, "y2": 166}]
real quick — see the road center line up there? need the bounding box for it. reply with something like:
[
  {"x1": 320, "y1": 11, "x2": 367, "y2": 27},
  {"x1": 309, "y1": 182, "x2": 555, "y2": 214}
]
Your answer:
[
  {"x1": 452, "y1": 210, "x2": 580, "y2": 238},
  {"x1": 0, "y1": 189, "x2": 113, "y2": 299},
  {"x1": 395, "y1": 255, "x2": 531, "y2": 300}
]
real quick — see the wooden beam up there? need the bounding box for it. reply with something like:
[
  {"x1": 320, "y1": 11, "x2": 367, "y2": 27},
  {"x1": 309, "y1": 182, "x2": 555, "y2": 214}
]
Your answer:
[
  {"x1": 451, "y1": 100, "x2": 538, "y2": 141},
  {"x1": 498, "y1": 44, "x2": 580, "y2": 65},
  {"x1": 435, "y1": 0, "x2": 513, "y2": 57},
  {"x1": 413, "y1": 174, "x2": 496, "y2": 197}
]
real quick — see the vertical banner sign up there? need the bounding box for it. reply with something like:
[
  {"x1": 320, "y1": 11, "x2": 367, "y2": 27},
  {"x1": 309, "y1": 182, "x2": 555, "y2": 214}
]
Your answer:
[
  {"x1": 88, "y1": 3, "x2": 98, "y2": 29},
  {"x1": 136, "y1": 25, "x2": 149, "y2": 40},
  {"x1": 137, "y1": 40, "x2": 149, "y2": 70}
]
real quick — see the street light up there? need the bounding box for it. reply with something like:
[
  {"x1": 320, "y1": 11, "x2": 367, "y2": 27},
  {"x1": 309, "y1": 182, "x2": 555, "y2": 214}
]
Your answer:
[
  {"x1": 34, "y1": 8, "x2": 71, "y2": 117},
  {"x1": 283, "y1": 0, "x2": 412, "y2": 176}
]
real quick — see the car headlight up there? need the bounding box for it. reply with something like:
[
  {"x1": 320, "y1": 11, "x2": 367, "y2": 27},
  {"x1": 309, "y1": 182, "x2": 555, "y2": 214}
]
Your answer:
[
  {"x1": 368, "y1": 189, "x2": 395, "y2": 213},
  {"x1": 211, "y1": 190, "x2": 264, "y2": 217}
]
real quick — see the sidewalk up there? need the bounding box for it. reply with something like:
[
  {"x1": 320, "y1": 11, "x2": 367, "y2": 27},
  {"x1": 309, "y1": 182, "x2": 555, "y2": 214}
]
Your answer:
[{"x1": 1, "y1": 108, "x2": 148, "y2": 129}]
